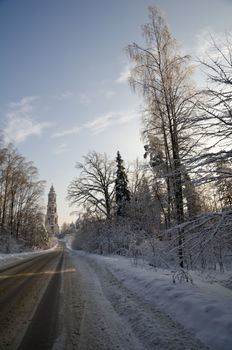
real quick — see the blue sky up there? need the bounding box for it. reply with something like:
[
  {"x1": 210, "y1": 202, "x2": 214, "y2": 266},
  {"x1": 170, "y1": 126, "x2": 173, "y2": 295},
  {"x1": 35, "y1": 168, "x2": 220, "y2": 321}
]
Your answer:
[{"x1": 0, "y1": 0, "x2": 232, "y2": 225}]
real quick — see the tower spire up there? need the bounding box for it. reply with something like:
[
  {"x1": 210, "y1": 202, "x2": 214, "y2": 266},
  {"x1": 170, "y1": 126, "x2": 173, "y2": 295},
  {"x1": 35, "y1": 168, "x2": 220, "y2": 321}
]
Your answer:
[{"x1": 45, "y1": 185, "x2": 59, "y2": 235}]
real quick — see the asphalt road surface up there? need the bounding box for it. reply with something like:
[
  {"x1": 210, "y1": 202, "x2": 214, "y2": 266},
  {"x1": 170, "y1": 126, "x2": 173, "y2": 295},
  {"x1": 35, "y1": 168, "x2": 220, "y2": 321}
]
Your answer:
[
  {"x1": 0, "y1": 243, "x2": 208, "y2": 350},
  {"x1": 0, "y1": 244, "x2": 64, "y2": 350}
]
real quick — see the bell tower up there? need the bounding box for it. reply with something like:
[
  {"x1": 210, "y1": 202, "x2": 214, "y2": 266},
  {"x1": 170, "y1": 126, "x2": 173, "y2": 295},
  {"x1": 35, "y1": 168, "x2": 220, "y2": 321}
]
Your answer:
[{"x1": 45, "y1": 185, "x2": 59, "y2": 235}]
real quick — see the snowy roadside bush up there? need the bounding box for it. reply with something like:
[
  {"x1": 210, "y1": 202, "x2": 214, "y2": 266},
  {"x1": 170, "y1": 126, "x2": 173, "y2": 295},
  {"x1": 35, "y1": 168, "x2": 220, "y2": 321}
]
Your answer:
[
  {"x1": 71, "y1": 208, "x2": 232, "y2": 274},
  {"x1": 172, "y1": 269, "x2": 194, "y2": 284}
]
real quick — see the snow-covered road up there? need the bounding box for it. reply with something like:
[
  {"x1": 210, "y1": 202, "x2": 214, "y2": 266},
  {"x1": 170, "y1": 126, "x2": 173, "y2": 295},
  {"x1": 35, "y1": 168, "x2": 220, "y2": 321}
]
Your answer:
[{"x1": 0, "y1": 242, "x2": 232, "y2": 349}]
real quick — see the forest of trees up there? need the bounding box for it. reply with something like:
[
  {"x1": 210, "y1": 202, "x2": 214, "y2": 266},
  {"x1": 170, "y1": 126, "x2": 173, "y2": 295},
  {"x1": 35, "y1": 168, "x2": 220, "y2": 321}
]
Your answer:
[
  {"x1": 68, "y1": 6, "x2": 232, "y2": 272},
  {"x1": 0, "y1": 143, "x2": 48, "y2": 252}
]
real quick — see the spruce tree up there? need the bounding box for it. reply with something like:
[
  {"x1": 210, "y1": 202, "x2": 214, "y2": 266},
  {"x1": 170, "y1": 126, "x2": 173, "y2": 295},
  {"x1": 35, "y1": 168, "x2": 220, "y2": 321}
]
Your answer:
[{"x1": 115, "y1": 151, "x2": 130, "y2": 216}]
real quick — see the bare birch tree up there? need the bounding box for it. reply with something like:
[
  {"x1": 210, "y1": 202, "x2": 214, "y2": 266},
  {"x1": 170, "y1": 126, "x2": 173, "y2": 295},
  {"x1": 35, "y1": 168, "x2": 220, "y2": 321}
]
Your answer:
[{"x1": 126, "y1": 6, "x2": 199, "y2": 267}]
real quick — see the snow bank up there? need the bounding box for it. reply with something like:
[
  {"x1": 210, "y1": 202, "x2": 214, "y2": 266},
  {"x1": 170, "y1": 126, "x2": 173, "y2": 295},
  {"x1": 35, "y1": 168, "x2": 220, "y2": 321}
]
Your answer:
[
  {"x1": 0, "y1": 241, "x2": 58, "y2": 268},
  {"x1": 71, "y1": 251, "x2": 232, "y2": 350},
  {"x1": 0, "y1": 250, "x2": 41, "y2": 268}
]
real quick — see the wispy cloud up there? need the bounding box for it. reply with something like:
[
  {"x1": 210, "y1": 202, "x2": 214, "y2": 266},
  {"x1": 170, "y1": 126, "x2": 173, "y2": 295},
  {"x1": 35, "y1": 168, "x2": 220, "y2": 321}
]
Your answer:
[
  {"x1": 3, "y1": 96, "x2": 50, "y2": 144},
  {"x1": 116, "y1": 66, "x2": 131, "y2": 83},
  {"x1": 84, "y1": 111, "x2": 136, "y2": 134},
  {"x1": 55, "y1": 91, "x2": 91, "y2": 105},
  {"x1": 84, "y1": 113, "x2": 114, "y2": 134},
  {"x1": 55, "y1": 89, "x2": 115, "y2": 107},
  {"x1": 52, "y1": 126, "x2": 82, "y2": 138},
  {"x1": 8, "y1": 96, "x2": 38, "y2": 112},
  {"x1": 53, "y1": 143, "x2": 69, "y2": 155},
  {"x1": 52, "y1": 110, "x2": 138, "y2": 138}
]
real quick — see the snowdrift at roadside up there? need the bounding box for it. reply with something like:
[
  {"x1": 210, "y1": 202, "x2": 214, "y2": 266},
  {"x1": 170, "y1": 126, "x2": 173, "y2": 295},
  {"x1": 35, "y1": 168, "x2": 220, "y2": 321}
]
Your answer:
[{"x1": 70, "y1": 250, "x2": 232, "y2": 350}]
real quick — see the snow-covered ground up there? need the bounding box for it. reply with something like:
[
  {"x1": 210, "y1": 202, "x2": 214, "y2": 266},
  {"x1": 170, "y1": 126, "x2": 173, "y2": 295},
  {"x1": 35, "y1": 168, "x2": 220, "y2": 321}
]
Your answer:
[
  {"x1": 1, "y1": 236, "x2": 232, "y2": 349},
  {"x1": 0, "y1": 241, "x2": 58, "y2": 268},
  {"x1": 68, "y1": 247, "x2": 232, "y2": 350}
]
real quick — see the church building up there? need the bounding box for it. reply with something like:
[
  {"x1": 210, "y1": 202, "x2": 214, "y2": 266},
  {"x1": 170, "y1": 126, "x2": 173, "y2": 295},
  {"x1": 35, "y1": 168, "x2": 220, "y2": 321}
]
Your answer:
[{"x1": 45, "y1": 185, "x2": 59, "y2": 235}]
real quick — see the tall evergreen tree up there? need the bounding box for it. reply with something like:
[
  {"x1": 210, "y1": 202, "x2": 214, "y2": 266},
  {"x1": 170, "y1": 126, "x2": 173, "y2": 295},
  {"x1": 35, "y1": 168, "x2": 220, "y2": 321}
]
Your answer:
[{"x1": 115, "y1": 151, "x2": 130, "y2": 216}]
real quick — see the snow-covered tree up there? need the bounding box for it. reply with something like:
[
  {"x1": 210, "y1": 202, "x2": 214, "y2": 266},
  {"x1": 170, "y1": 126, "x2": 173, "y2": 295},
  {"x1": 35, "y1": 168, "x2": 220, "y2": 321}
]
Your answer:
[
  {"x1": 216, "y1": 160, "x2": 232, "y2": 208},
  {"x1": 115, "y1": 151, "x2": 130, "y2": 216},
  {"x1": 0, "y1": 144, "x2": 47, "y2": 250},
  {"x1": 199, "y1": 34, "x2": 232, "y2": 146},
  {"x1": 126, "y1": 6, "x2": 199, "y2": 267},
  {"x1": 183, "y1": 172, "x2": 202, "y2": 219},
  {"x1": 193, "y1": 34, "x2": 232, "y2": 182}
]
